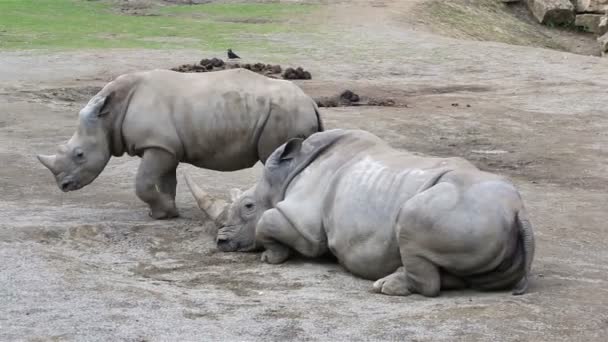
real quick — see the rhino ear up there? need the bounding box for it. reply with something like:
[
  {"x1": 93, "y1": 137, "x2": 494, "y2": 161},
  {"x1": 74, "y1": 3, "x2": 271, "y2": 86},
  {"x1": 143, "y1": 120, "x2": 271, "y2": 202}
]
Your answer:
[
  {"x1": 79, "y1": 94, "x2": 110, "y2": 121},
  {"x1": 279, "y1": 138, "x2": 303, "y2": 162}
]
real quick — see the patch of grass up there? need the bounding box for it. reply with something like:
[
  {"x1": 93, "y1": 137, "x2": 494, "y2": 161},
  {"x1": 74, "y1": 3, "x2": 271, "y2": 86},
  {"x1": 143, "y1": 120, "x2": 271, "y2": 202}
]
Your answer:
[
  {"x1": 416, "y1": 0, "x2": 565, "y2": 50},
  {"x1": 0, "y1": 0, "x2": 316, "y2": 50},
  {"x1": 160, "y1": 2, "x2": 315, "y2": 20}
]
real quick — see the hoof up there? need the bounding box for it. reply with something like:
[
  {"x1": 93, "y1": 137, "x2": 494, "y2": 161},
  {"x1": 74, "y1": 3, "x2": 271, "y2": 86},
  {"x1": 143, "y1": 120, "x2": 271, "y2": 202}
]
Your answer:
[
  {"x1": 372, "y1": 272, "x2": 411, "y2": 296},
  {"x1": 148, "y1": 209, "x2": 179, "y2": 220},
  {"x1": 261, "y1": 247, "x2": 289, "y2": 264}
]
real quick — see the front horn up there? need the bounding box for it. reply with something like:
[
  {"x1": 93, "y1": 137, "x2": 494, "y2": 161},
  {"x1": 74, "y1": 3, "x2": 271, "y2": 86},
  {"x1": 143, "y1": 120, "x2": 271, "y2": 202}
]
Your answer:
[
  {"x1": 37, "y1": 154, "x2": 59, "y2": 175},
  {"x1": 184, "y1": 173, "x2": 228, "y2": 222}
]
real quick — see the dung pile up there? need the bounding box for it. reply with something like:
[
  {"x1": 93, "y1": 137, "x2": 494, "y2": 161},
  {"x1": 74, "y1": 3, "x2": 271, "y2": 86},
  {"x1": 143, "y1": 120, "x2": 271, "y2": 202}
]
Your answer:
[
  {"x1": 315, "y1": 90, "x2": 399, "y2": 108},
  {"x1": 171, "y1": 58, "x2": 312, "y2": 80},
  {"x1": 282, "y1": 67, "x2": 311, "y2": 80}
]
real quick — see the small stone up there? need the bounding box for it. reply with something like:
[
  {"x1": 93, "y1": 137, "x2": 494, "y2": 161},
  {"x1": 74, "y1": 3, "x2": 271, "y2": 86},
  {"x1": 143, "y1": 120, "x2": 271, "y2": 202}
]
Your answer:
[
  {"x1": 598, "y1": 32, "x2": 608, "y2": 56},
  {"x1": 598, "y1": 15, "x2": 608, "y2": 36}
]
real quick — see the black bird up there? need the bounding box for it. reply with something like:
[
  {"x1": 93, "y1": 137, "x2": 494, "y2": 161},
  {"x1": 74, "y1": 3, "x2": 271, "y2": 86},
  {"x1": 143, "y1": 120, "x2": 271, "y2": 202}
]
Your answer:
[{"x1": 227, "y1": 49, "x2": 240, "y2": 59}]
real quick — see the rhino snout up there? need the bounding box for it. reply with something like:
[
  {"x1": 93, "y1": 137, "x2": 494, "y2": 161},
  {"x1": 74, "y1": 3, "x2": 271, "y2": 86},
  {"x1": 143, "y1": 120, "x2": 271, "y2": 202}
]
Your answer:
[
  {"x1": 60, "y1": 179, "x2": 72, "y2": 192},
  {"x1": 217, "y1": 237, "x2": 239, "y2": 252},
  {"x1": 57, "y1": 176, "x2": 79, "y2": 192}
]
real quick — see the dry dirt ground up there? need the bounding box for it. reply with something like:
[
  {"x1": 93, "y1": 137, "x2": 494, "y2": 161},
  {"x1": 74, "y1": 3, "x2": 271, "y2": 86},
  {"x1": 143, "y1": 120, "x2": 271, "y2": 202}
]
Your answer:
[{"x1": 2, "y1": 1, "x2": 608, "y2": 341}]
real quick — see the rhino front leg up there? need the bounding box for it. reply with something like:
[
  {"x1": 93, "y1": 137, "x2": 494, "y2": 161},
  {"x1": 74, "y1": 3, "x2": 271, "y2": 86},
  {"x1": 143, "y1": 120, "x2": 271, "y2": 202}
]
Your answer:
[
  {"x1": 373, "y1": 267, "x2": 411, "y2": 296},
  {"x1": 135, "y1": 148, "x2": 179, "y2": 220},
  {"x1": 256, "y1": 208, "x2": 327, "y2": 264}
]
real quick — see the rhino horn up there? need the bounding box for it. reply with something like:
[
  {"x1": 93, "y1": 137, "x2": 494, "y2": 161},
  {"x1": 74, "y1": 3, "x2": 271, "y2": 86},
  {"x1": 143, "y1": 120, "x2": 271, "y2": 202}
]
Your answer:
[
  {"x1": 184, "y1": 173, "x2": 227, "y2": 221},
  {"x1": 37, "y1": 154, "x2": 59, "y2": 175}
]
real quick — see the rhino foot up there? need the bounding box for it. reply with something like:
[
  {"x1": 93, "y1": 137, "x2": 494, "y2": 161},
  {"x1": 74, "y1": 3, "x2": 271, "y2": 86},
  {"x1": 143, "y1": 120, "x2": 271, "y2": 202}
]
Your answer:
[
  {"x1": 372, "y1": 267, "x2": 411, "y2": 296},
  {"x1": 261, "y1": 245, "x2": 290, "y2": 264},
  {"x1": 148, "y1": 208, "x2": 179, "y2": 220}
]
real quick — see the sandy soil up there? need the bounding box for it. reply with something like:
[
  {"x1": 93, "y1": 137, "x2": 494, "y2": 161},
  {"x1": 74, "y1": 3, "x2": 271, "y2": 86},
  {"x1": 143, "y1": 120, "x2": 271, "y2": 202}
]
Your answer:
[{"x1": 1, "y1": 1, "x2": 608, "y2": 341}]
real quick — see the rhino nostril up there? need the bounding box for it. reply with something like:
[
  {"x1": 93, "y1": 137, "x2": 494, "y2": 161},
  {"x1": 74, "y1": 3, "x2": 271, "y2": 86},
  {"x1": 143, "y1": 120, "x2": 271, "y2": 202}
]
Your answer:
[{"x1": 61, "y1": 180, "x2": 71, "y2": 191}]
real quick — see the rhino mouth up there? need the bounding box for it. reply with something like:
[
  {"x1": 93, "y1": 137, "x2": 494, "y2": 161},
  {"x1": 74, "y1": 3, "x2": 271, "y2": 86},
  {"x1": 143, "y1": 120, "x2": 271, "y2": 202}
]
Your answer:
[
  {"x1": 217, "y1": 238, "x2": 239, "y2": 252},
  {"x1": 216, "y1": 225, "x2": 239, "y2": 252},
  {"x1": 56, "y1": 175, "x2": 81, "y2": 192}
]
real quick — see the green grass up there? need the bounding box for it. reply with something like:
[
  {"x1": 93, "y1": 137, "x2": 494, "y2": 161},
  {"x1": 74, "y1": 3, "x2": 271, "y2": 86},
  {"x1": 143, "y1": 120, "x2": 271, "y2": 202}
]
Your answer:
[
  {"x1": 160, "y1": 2, "x2": 314, "y2": 20},
  {"x1": 0, "y1": 0, "x2": 316, "y2": 50}
]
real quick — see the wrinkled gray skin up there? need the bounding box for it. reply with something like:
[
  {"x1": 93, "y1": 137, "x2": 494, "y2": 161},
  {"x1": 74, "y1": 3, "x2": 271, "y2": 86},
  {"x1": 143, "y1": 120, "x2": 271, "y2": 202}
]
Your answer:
[
  {"x1": 187, "y1": 129, "x2": 535, "y2": 297},
  {"x1": 37, "y1": 68, "x2": 323, "y2": 219}
]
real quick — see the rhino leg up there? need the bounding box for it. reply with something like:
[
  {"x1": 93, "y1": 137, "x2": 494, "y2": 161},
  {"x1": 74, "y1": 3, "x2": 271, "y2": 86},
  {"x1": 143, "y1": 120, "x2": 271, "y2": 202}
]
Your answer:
[
  {"x1": 135, "y1": 148, "x2": 179, "y2": 220},
  {"x1": 373, "y1": 266, "x2": 467, "y2": 296},
  {"x1": 257, "y1": 208, "x2": 327, "y2": 264},
  {"x1": 372, "y1": 267, "x2": 411, "y2": 296}
]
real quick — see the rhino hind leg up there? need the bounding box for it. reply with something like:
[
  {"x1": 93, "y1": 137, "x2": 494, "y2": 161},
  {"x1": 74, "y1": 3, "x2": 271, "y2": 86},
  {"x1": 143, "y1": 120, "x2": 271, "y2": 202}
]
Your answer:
[{"x1": 135, "y1": 148, "x2": 179, "y2": 220}]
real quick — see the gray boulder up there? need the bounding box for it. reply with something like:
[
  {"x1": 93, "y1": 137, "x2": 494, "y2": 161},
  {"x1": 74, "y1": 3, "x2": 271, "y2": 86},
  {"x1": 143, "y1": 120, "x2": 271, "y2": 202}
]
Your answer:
[
  {"x1": 575, "y1": 13, "x2": 606, "y2": 32},
  {"x1": 575, "y1": 0, "x2": 608, "y2": 13},
  {"x1": 527, "y1": 0, "x2": 575, "y2": 25}
]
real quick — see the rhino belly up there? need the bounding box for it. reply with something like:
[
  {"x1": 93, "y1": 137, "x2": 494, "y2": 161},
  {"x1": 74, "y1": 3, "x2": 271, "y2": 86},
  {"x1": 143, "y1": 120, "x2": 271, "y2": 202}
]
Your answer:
[
  {"x1": 326, "y1": 224, "x2": 402, "y2": 280},
  {"x1": 185, "y1": 145, "x2": 259, "y2": 171},
  {"x1": 323, "y1": 195, "x2": 402, "y2": 280},
  {"x1": 176, "y1": 108, "x2": 263, "y2": 171}
]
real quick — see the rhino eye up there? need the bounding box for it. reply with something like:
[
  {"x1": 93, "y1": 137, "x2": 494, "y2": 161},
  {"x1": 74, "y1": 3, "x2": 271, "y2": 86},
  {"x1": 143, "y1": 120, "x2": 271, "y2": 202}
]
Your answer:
[
  {"x1": 75, "y1": 151, "x2": 84, "y2": 158},
  {"x1": 244, "y1": 203, "x2": 254, "y2": 210}
]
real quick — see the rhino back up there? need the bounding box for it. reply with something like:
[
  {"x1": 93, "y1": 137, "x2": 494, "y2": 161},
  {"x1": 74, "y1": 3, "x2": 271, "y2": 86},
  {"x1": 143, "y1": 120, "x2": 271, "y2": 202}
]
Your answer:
[{"x1": 120, "y1": 69, "x2": 316, "y2": 171}]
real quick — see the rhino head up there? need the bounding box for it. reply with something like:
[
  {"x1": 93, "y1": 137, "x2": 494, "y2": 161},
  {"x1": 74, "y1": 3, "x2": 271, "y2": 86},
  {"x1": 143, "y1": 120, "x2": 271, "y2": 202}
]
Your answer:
[
  {"x1": 185, "y1": 138, "x2": 305, "y2": 252},
  {"x1": 37, "y1": 94, "x2": 113, "y2": 192},
  {"x1": 185, "y1": 174, "x2": 264, "y2": 252}
]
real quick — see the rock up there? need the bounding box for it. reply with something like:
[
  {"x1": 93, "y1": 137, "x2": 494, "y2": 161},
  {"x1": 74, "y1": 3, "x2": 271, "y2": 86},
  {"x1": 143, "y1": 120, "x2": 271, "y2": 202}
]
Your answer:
[
  {"x1": 575, "y1": 0, "x2": 608, "y2": 13},
  {"x1": 575, "y1": 13, "x2": 606, "y2": 32},
  {"x1": 598, "y1": 32, "x2": 608, "y2": 55},
  {"x1": 526, "y1": 0, "x2": 575, "y2": 25},
  {"x1": 598, "y1": 15, "x2": 608, "y2": 35},
  {"x1": 339, "y1": 90, "x2": 360, "y2": 103}
]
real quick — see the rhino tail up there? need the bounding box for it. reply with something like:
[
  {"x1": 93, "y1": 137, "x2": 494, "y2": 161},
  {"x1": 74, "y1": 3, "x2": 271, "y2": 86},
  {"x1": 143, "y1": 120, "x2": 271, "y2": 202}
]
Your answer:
[
  {"x1": 512, "y1": 209, "x2": 535, "y2": 295},
  {"x1": 312, "y1": 100, "x2": 324, "y2": 132}
]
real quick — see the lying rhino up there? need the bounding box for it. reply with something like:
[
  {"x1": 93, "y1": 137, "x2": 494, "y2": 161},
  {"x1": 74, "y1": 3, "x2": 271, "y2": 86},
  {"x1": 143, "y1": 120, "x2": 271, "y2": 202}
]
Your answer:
[
  {"x1": 186, "y1": 129, "x2": 535, "y2": 297},
  {"x1": 37, "y1": 68, "x2": 323, "y2": 219}
]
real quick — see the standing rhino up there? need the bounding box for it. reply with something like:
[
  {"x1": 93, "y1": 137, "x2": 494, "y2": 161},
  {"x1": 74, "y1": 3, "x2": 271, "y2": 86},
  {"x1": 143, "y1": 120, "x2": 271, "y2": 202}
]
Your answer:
[
  {"x1": 37, "y1": 68, "x2": 323, "y2": 219},
  {"x1": 186, "y1": 129, "x2": 535, "y2": 297}
]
